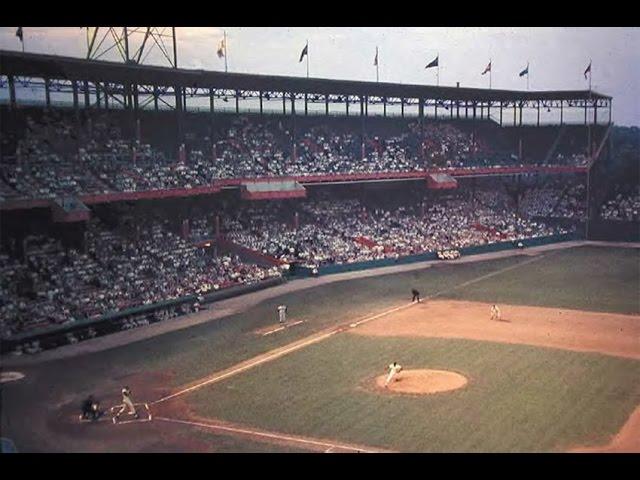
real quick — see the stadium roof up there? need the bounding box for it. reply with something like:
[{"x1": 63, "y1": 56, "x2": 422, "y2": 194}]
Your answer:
[{"x1": 0, "y1": 50, "x2": 611, "y2": 102}]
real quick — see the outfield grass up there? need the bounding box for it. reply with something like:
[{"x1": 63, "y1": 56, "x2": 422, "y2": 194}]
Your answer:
[
  {"x1": 188, "y1": 334, "x2": 640, "y2": 452},
  {"x1": 33, "y1": 246, "x2": 639, "y2": 394},
  {"x1": 443, "y1": 246, "x2": 640, "y2": 314}
]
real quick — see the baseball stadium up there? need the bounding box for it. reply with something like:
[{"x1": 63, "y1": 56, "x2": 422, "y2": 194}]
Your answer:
[{"x1": 0, "y1": 27, "x2": 639, "y2": 454}]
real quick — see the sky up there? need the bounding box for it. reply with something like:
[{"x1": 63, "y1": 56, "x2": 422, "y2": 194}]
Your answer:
[{"x1": 1, "y1": 27, "x2": 638, "y2": 126}]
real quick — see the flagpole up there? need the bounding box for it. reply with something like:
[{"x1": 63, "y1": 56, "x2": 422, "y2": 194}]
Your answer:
[
  {"x1": 306, "y1": 40, "x2": 309, "y2": 78},
  {"x1": 224, "y1": 30, "x2": 228, "y2": 73},
  {"x1": 527, "y1": 62, "x2": 530, "y2": 91},
  {"x1": 437, "y1": 52, "x2": 440, "y2": 86},
  {"x1": 589, "y1": 59, "x2": 592, "y2": 91},
  {"x1": 489, "y1": 58, "x2": 492, "y2": 89}
]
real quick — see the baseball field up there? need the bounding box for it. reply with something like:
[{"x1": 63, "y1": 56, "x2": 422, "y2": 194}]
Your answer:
[{"x1": 1, "y1": 243, "x2": 639, "y2": 452}]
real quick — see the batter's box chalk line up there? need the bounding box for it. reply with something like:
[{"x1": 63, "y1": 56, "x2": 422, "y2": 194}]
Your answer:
[{"x1": 109, "y1": 403, "x2": 153, "y2": 425}]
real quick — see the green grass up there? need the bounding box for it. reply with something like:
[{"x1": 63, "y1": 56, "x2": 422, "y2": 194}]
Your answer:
[
  {"x1": 4, "y1": 245, "x2": 638, "y2": 452},
  {"x1": 443, "y1": 246, "x2": 640, "y2": 314},
  {"x1": 33, "y1": 246, "x2": 639, "y2": 394},
  {"x1": 188, "y1": 334, "x2": 640, "y2": 452}
]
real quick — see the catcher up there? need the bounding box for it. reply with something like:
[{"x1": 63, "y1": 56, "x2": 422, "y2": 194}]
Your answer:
[{"x1": 384, "y1": 362, "x2": 403, "y2": 387}]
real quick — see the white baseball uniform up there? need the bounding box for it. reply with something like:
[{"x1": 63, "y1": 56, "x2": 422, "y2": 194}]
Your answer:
[
  {"x1": 385, "y1": 363, "x2": 402, "y2": 387},
  {"x1": 115, "y1": 388, "x2": 138, "y2": 418},
  {"x1": 491, "y1": 305, "x2": 501, "y2": 321},
  {"x1": 278, "y1": 305, "x2": 287, "y2": 324}
]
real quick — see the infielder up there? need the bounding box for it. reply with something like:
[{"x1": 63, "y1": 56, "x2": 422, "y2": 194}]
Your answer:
[
  {"x1": 411, "y1": 289, "x2": 421, "y2": 303},
  {"x1": 113, "y1": 386, "x2": 139, "y2": 423},
  {"x1": 277, "y1": 304, "x2": 288, "y2": 325},
  {"x1": 490, "y1": 304, "x2": 502, "y2": 321},
  {"x1": 384, "y1": 362, "x2": 403, "y2": 388}
]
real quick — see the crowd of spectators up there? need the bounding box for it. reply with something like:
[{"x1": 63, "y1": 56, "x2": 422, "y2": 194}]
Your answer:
[
  {"x1": 600, "y1": 186, "x2": 640, "y2": 222},
  {"x1": 0, "y1": 219, "x2": 281, "y2": 341},
  {"x1": 1, "y1": 112, "x2": 592, "y2": 203},
  {"x1": 208, "y1": 188, "x2": 574, "y2": 270}
]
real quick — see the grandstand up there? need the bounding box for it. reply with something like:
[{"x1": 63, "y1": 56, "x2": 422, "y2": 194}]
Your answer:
[{"x1": 0, "y1": 49, "x2": 632, "y2": 355}]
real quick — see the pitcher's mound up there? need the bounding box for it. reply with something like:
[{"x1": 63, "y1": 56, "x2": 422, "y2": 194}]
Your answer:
[{"x1": 374, "y1": 369, "x2": 468, "y2": 395}]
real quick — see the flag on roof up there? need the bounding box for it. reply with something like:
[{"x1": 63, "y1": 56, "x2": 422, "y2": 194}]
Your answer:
[
  {"x1": 519, "y1": 63, "x2": 529, "y2": 77},
  {"x1": 482, "y1": 61, "x2": 491, "y2": 75},
  {"x1": 425, "y1": 55, "x2": 439, "y2": 69},
  {"x1": 299, "y1": 43, "x2": 308, "y2": 63}
]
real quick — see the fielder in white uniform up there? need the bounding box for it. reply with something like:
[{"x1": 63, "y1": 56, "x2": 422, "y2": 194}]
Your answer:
[
  {"x1": 384, "y1": 362, "x2": 403, "y2": 387},
  {"x1": 113, "y1": 386, "x2": 139, "y2": 423},
  {"x1": 490, "y1": 304, "x2": 502, "y2": 321},
  {"x1": 277, "y1": 305, "x2": 287, "y2": 325}
]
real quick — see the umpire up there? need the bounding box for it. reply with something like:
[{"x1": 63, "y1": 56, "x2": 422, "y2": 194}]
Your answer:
[{"x1": 411, "y1": 289, "x2": 421, "y2": 303}]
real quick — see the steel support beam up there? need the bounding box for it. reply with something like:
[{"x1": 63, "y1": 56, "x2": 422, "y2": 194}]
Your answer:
[
  {"x1": 72, "y1": 80, "x2": 79, "y2": 110},
  {"x1": 8, "y1": 75, "x2": 16, "y2": 109},
  {"x1": 84, "y1": 80, "x2": 90, "y2": 108},
  {"x1": 44, "y1": 78, "x2": 51, "y2": 108}
]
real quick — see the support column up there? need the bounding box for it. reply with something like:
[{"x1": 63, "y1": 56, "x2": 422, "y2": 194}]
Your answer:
[
  {"x1": 401, "y1": 98, "x2": 405, "y2": 118},
  {"x1": 325, "y1": 94, "x2": 329, "y2": 115},
  {"x1": 209, "y1": 88, "x2": 214, "y2": 113},
  {"x1": 519, "y1": 102, "x2": 523, "y2": 127},
  {"x1": 44, "y1": 78, "x2": 51, "y2": 108},
  {"x1": 418, "y1": 98, "x2": 424, "y2": 120},
  {"x1": 153, "y1": 85, "x2": 159, "y2": 111},
  {"x1": 291, "y1": 93, "x2": 296, "y2": 116},
  {"x1": 346, "y1": 97, "x2": 349, "y2": 116},
  {"x1": 594, "y1": 102, "x2": 598, "y2": 125},
  {"x1": 133, "y1": 84, "x2": 139, "y2": 111},
  {"x1": 456, "y1": 100, "x2": 460, "y2": 119},
  {"x1": 560, "y1": 102, "x2": 564, "y2": 125},
  {"x1": 513, "y1": 104, "x2": 517, "y2": 126},
  {"x1": 236, "y1": 90, "x2": 240, "y2": 114},
  {"x1": 282, "y1": 93, "x2": 286, "y2": 115},
  {"x1": 499, "y1": 101, "x2": 503, "y2": 126},
  {"x1": 84, "y1": 80, "x2": 90, "y2": 108},
  {"x1": 259, "y1": 91, "x2": 263, "y2": 114},
  {"x1": 365, "y1": 96, "x2": 368, "y2": 117},
  {"x1": 8, "y1": 75, "x2": 16, "y2": 109},
  {"x1": 360, "y1": 96, "x2": 364, "y2": 116},
  {"x1": 96, "y1": 84, "x2": 101, "y2": 109},
  {"x1": 72, "y1": 80, "x2": 79, "y2": 110},
  {"x1": 608, "y1": 99, "x2": 612, "y2": 125},
  {"x1": 305, "y1": 93, "x2": 308, "y2": 115},
  {"x1": 584, "y1": 101, "x2": 588, "y2": 125},
  {"x1": 537, "y1": 100, "x2": 540, "y2": 127},
  {"x1": 383, "y1": 97, "x2": 387, "y2": 117}
]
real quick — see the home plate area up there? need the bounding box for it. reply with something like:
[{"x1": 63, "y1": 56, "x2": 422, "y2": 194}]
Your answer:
[
  {"x1": 78, "y1": 403, "x2": 152, "y2": 425},
  {"x1": 111, "y1": 403, "x2": 153, "y2": 424}
]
